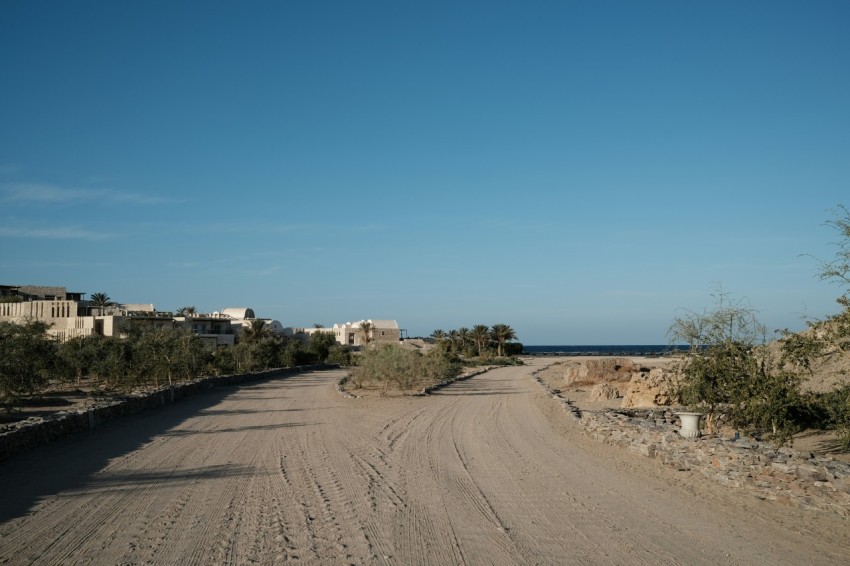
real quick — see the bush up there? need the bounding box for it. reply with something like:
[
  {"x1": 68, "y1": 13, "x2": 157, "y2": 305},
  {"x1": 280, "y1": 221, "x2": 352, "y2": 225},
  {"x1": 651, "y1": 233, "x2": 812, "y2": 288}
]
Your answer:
[
  {"x1": 809, "y1": 385, "x2": 850, "y2": 450},
  {"x1": 670, "y1": 288, "x2": 803, "y2": 444},
  {"x1": 281, "y1": 339, "x2": 311, "y2": 367},
  {"x1": 308, "y1": 331, "x2": 337, "y2": 362},
  {"x1": 326, "y1": 345, "x2": 354, "y2": 366},
  {"x1": 350, "y1": 345, "x2": 460, "y2": 390}
]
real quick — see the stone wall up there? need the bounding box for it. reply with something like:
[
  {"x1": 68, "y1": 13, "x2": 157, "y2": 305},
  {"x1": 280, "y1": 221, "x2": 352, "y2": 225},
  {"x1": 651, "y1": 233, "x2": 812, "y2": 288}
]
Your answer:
[
  {"x1": 531, "y1": 368, "x2": 850, "y2": 518},
  {"x1": 0, "y1": 364, "x2": 336, "y2": 462}
]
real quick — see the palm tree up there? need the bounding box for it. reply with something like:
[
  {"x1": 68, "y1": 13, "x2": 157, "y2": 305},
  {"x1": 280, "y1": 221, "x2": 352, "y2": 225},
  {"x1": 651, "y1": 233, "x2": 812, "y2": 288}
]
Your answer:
[
  {"x1": 490, "y1": 323, "x2": 517, "y2": 357},
  {"x1": 177, "y1": 306, "x2": 198, "y2": 316},
  {"x1": 241, "y1": 319, "x2": 271, "y2": 342},
  {"x1": 430, "y1": 329, "x2": 447, "y2": 342},
  {"x1": 358, "y1": 320, "x2": 374, "y2": 346},
  {"x1": 470, "y1": 325, "x2": 491, "y2": 356},
  {"x1": 89, "y1": 292, "x2": 115, "y2": 315},
  {"x1": 449, "y1": 329, "x2": 461, "y2": 351},
  {"x1": 457, "y1": 327, "x2": 470, "y2": 352},
  {"x1": 89, "y1": 292, "x2": 114, "y2": 308}
]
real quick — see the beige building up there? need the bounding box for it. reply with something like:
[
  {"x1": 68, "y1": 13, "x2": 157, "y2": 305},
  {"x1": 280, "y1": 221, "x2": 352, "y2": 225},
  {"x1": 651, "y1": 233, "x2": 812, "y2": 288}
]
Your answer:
[
  {"x1": 0, "y1": 298, "x2": 94, "y2": 341},
  {"x1": 174, "y1": 315, "x2": 236, "y2": 348},
  {"x1": 0, "y1": 284, "x2": 239, "y2": 348},
  {"x1": 331, "y1": 319, "x2": 401, "y2": 346}
]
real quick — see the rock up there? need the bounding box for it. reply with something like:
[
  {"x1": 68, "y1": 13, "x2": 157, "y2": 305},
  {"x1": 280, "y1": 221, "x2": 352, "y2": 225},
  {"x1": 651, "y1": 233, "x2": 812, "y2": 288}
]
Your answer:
[
  {"x1": 588, "y1": 383, "x2": 621, "y2": 401},
  {"x1": 796, "y1": 464, "x2": 830, "y2": 483},
  {"x1": 621, "y1": 368, "x2": 678, "y2": 408},
  {"x1": 564, "y1": 358, "x2": 636, "y2": 387}
]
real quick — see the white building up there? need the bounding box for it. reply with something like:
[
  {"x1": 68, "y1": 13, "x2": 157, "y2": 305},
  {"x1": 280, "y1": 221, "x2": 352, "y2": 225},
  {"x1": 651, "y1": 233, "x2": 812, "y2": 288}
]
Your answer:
[{"x1": 215, "y1": 307, "x2": 285, "y2": 340}]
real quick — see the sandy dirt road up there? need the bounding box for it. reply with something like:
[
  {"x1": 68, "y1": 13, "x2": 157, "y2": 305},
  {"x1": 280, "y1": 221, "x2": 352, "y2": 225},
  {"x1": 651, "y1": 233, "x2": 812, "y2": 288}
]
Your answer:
[{"x1": 1, "y1": 360, "x2": 848, "y2": 565}]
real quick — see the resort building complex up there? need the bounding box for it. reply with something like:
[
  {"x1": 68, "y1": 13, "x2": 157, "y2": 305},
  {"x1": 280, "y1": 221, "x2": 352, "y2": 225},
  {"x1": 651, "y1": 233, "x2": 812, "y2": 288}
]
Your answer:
[{"x1": 0, "y1": 284, "x2": 400, "y2": 349}]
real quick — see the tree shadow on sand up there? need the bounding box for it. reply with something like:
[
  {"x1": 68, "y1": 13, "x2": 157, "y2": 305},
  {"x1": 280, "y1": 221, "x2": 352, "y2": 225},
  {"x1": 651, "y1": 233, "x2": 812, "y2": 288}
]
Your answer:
[{"x1": 0, "y1": 377, "x2": 311, "y2": 524}]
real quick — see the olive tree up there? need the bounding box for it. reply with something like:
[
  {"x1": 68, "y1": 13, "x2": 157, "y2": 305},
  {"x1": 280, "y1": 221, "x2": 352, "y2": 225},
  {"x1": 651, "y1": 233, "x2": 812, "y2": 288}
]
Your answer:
[
  {"x1": 56, "y1": 335, "x2": 104, "y2": 385},
  {"x1": 129, "y1": 327, "x2": 209, "y2": 387},
  {"x1": 90, "y1": 336, "x2": 134, "y2": 388},
  {"x1": 0, "y1": 321, "x2": 56, "y2": 410}
]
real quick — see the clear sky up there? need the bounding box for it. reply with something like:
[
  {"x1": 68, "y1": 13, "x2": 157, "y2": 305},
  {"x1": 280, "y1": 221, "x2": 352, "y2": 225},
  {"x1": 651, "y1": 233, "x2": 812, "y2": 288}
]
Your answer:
[{"x1": 1, "y1": 1, "x2": 848, "y2": 344}]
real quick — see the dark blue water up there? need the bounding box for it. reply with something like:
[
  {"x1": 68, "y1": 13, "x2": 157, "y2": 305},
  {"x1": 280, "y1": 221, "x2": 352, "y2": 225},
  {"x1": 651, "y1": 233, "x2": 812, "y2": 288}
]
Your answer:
[{"x1": 523, "y1": 345, "x2": 687, "y2": 356}]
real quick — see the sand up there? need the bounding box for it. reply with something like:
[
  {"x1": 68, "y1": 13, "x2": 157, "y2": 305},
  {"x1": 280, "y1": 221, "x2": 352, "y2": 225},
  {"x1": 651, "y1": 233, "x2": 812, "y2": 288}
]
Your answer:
[
  {"x1": 535, "y1": 356, "x2": 850, "y2": 462},
  {"x1": 1, "y1": 360, "x2": 848, "y2": 564}
]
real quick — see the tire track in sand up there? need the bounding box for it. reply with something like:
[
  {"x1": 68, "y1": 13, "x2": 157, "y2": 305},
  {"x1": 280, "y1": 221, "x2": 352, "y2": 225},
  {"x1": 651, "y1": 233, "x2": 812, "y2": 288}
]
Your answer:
[{"x1": 1, "y1": 365, "x2": 849, "y2": 565}]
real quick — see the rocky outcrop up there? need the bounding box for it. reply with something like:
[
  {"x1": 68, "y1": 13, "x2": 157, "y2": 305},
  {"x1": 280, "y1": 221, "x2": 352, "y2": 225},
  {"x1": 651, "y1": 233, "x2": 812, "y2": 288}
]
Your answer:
[
  {"x1": 589, "y1": 382, "x2": 621, "y2": 401},
  {"x1": 621, "y1": 368, "x2": 678, "y2": 408},
  {"x1": 561, "y1": 358, "x2": 679, "y2": 409},
  {"x1": 564, "y1": 358, "x2": 638, "y2": 387}
]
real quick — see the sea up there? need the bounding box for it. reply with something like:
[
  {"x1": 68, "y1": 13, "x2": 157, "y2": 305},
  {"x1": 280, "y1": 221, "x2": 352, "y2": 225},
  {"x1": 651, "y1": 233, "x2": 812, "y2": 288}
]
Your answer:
[{"x1": 522, "y1": 345, "x2": 688, "y2": 357}]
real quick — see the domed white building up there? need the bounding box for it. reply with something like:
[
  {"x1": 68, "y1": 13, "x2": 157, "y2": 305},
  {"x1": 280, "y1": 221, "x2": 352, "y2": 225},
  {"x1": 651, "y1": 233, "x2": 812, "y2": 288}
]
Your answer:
[{"x1": 218, "y1": 307, "x2": 284, "y2": 339}]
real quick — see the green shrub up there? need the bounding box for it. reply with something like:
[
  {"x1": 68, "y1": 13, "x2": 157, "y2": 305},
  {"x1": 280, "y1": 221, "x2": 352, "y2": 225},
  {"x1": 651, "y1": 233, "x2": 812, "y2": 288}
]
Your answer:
[
  {"x1": 326, "y1": 345, "x2": 353, "y2": 366},
  {"x1": 809, "y1": 385, "x2": 850, "y2": 450},
  {"x1": 308, "y1": 331, "x2": 337, "y2": 362},
  {"x1": 351, "y1": 345, "x2": 460, "y2": 390},
  {"x1": 670, "y1": 288, "x2": 804, "y2": 444}
]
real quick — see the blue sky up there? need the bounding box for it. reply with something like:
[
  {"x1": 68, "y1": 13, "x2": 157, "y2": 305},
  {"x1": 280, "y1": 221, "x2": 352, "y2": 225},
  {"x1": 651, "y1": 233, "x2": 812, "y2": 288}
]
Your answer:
[{"x1": 1, "y1": 1, "x2": 848, "y2": 344}]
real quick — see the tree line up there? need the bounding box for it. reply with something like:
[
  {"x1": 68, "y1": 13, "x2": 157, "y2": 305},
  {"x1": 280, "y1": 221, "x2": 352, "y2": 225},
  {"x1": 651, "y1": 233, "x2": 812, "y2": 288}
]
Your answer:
[
  {"x1": 0, "y1": 323, "x2": 352, "y2": 413},
  {"x1": 0, "y1": 316, "x2": 523, "y2": 410},
  {"x1": 428, "y1": 323, "x2": 521, "y2": 358},
  {"x1": 345, "y1": 323, "x2": 522, "y2": 391}
]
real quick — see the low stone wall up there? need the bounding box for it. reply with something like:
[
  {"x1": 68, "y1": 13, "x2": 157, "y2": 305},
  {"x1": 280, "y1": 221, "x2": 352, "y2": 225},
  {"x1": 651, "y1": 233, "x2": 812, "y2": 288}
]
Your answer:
[
  {"x1": 531, "y1": 369, "x2": 850, "y2": 518},
  {"x1": 0, "y1": 364, "x2": 336, "y2": 462}
]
